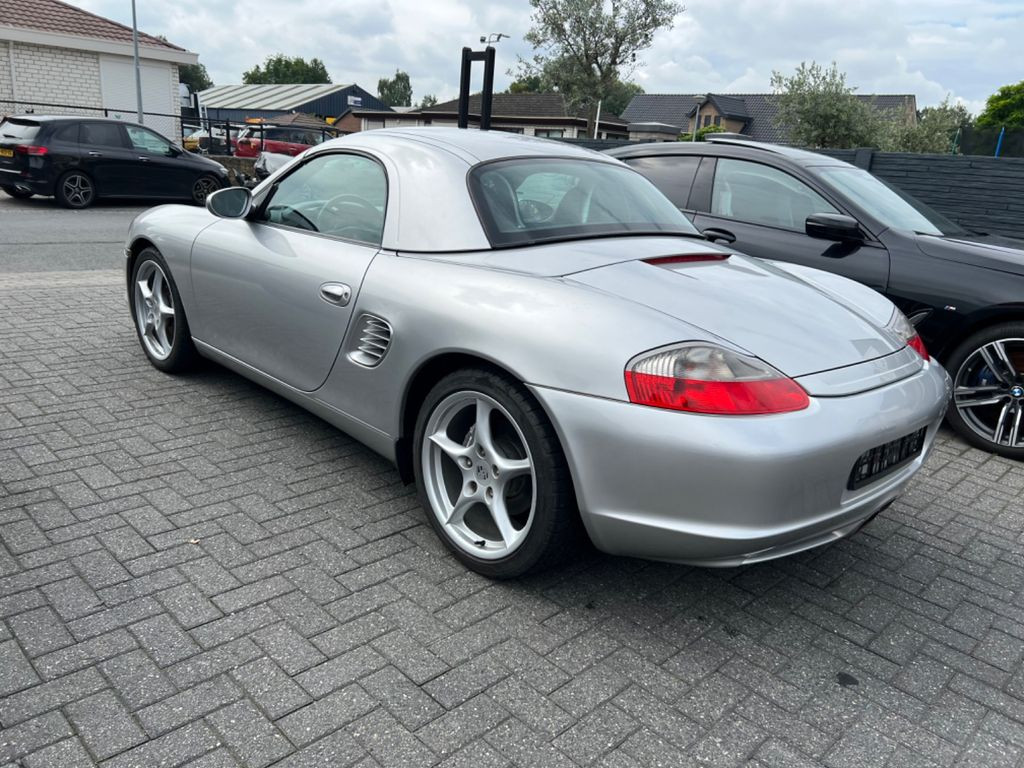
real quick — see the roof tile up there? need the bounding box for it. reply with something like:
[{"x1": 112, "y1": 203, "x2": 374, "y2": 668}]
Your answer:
[{"x1": 4, "y1": 0, "x2": 184, "y2": 50}]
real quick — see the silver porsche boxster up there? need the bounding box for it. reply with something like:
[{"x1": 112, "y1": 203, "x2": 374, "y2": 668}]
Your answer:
[{"x1": 124, "y1": 128, "x2": 950, "y2": 577}]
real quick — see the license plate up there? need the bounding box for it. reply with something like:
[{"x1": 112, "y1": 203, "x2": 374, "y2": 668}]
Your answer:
[
  {"x1": 0, "y1": 148, "x2": 13, "y2": 158},
  {"x1": 848, "y1": 427, "x2": 926, "y2": 489}
]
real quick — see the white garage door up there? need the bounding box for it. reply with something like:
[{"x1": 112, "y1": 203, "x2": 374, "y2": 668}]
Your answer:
[{"x1": 99, "y1": 55, "x2": 177, "y2": 140}]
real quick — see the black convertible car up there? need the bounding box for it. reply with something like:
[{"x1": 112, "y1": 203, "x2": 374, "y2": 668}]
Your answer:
[
  {"x1": 0, "y1": 115, "x2": 227, "y2": 209},
  {"x1": 609, "y1": 137, "x2": 1024, "y2": 459}
]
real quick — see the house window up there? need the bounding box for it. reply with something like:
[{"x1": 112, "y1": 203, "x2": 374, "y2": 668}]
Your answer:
[
  {"x1": 703, "y1": 114, "x2": 712, "y2": 127},
  {"x1": 534, "y1": 129, "x2": 564, "y2": 138},
  {"x1": 714, "y1": 115, "x2": 722, "y2": 126},
  {"x1": 348, "y1": 95, "x2": 362, "y2": 106},
  {"x1": 496, "y1": 127, "x2": 524, "y2": 134}
]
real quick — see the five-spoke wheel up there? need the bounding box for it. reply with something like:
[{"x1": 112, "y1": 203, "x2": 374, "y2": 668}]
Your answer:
[
  {"x1": 414, "y1": 369, "x2": 578, "y2": 577},
  {"x1": 129, "y1": 248, "x2": 198, "y2": 373},
  {"x1": 56, "y1": 171, "x2": 95, "y2": 209},
  {"x1": 192, "y1": 174, "x2": 221, "y2": 206},
  {"x1": 947, "y1": 325, "x2": 1024, "y2": 458}
]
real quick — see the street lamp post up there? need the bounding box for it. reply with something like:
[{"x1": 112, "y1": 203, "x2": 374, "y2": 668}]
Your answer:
[{"x1": 131, "y1": 0, "x2": 144, "y2": 123}]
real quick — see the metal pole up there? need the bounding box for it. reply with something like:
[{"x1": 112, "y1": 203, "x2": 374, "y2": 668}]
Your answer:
[
  {"x1": 692, "y1": 103, "x2": 699, "y2": 141},
  {"x1": 995, "y1": 126, "x2": 1005, "y2": 158},
  {"x1": 480, "y1": 47, "x2": 495, "y2": 131},
  {"x1": 593, "y1": 99, "x2": 602, "y2": 140},
  {"x1": 131, "y1": 0, "x2": 144, "y2": 123},
  {"x1": 457, "y1": 48, "x2": 472, "y2": 129}
]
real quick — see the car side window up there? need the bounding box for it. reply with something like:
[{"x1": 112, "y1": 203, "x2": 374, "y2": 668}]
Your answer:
[
  {"x1": 624, "y1": 155, "x2": 701, "y2": 209},
  {"x1": 51, "y1": 123, "x2": 80, "y2": 143},
  {"x1": 125, "y1": 125, "x2": 175, "y2": 156},
  {"x1": 80, "y1": 122, "x2": 126, "y2": 149},
  {"x1": 711, "y1": 158, "x2": 837, "y2": 230},
  {"x1": 260, "y1": 153, "x2": 387, "y2": 246}
]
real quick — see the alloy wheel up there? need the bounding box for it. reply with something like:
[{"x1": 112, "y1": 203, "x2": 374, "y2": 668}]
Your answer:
[
  {"x1": 133, "y1": 260, "x2": 176, "y2": 360},
  {"x1": 954, "y1": 338, "x2": 1024, "y2": 449},
  {"x1": 192, "y1": 176, "x2": 219, "y2": 204},
  {"x1": 62, "y1": 174, "x2": 93, "y2": 207},
  {"x1": 421, "y1": 391, "x2": 536, "y2": 559}
]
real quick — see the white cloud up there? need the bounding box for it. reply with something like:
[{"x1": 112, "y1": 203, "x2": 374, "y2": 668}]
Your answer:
[{"x1": 74, "y1": 0, "x2": 1021, "y2": 113}]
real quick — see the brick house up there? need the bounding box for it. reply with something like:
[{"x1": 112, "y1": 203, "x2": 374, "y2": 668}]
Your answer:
[
  {"x1": 0, "y1": 0, "x2": 197, "y2": 139},
  {"x1": 622, "y1": 92, "x2": 918, "y2": 142}
]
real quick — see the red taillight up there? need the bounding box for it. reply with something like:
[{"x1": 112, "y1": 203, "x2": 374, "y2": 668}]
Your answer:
[
  {"x1": 15, "y1": 145, "x2": 47, "y2": 156},
  {"x1": 625, "y1": 343, "x2": 810, "y2": 415},
  {"x1": 908, "y1": 333, "x2": 928, "y2": 360},
  {"x1": 644, "y1": 253, "x2": 729, "y2": 266},
  {"x1": 625, "y1": 372, "x2": 809, "y2": 415}
]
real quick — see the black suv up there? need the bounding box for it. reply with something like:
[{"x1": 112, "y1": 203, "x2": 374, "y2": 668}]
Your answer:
[
  {"x1": 609, "y1": 137, "x2": 1024, "y2": 459},
  {"x1": 0, "y1": 115, "x2": 228, "y2": 208}
]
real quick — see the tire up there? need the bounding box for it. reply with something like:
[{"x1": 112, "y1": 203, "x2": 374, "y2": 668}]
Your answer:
[
  {"x1": 413, "y1": 368, "x2": 580, "y2": 578},
  {"x1": 55, "y1": 170, "x2": 95, "y2": 209},
  {"x1": 191, "y1": 174, "x2": 222, "y2": 206},
  {"x1": 945, "y1": 322, "x2": 1024, "y2": 459},
  {"x1": 1, "y1": 184, "x2": 34, "y2": 199},
  {"x1": 128, "y1": 247, "x2": 198, "y2": 373}
]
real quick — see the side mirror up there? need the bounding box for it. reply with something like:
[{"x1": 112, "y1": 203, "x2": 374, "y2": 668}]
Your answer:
[
  {"x1": 206, "y1": 186, "x2": 252, "y2": 219},
  {"x1": 806, "y1": 213, "x2": 862, "y2": 242}
]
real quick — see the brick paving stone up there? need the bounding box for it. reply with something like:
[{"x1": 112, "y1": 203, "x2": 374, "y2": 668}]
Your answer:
[{"x1": 5, "y1": 268, "x2": 1024, "y2": 767}]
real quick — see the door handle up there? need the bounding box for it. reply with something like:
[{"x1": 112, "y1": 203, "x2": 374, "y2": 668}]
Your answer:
[
  {"x1": 87, "y1": 151, "x2": 103, "y2": 157},
  {"x1": 701, "y1": 227, "x2": 736, "y2": 244},
  {"x1": 319, "y1": 282, "x2": 351, "y2": 306},
  {"x1": 138, "y1": 156, "x2": 150, "y2": 161}
]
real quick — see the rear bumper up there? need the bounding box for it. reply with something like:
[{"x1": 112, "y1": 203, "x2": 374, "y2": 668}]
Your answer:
[
  {"x1": 530, "y1": 359, "x2": 950, "y2": 566},
  {"x1": 0, "y1": 165, "x2": 55, "y2": 194}
]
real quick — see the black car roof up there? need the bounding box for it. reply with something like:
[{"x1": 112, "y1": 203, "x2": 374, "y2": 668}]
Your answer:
[
  {"x1": 1, "y1": 115, "x2": 138, "y2": 125},
  {"x1": 607, "y1": 135, "x2": 850, "y2": 168}
]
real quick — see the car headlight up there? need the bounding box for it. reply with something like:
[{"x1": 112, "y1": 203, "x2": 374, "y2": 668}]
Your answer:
[
  {"x1": 887, "y1": 308, "x2": 929, "y2": 360},
  {"x1": 624, "y1": 343, "x2": 810, "y2": 415}
]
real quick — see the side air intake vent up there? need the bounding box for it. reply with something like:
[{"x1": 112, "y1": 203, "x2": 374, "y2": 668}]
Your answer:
[{"x1": 348, "y1": 314, "x2": 392, "y2": 367}]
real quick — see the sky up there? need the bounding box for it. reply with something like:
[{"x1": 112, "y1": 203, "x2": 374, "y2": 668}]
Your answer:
[{"x1": 76, "y1": 0, "x2": 1024, "y2": 114}]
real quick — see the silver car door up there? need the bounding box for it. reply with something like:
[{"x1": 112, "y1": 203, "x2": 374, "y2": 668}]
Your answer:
[{"x1": 189, "y1": 151, "x2": 389, "y2": 392}]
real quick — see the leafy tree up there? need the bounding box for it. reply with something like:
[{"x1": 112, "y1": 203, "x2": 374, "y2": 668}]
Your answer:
[
  {"x1": 886, "y1": 96, "x2": 972, "y2": 153},
  {"x1": 514, "y1": 0, "x2": 682, "y2": 111},
  {"x1": 178, "y1": 62, "x2": 213, "y2": 92},
  {"x1": 602, "y1": 80, "x2": 644, "y2": 117},
  {"x1": 507, "y1": 57, "x2": 643, "y2": 117},
  {"x1": 770, "y1": 61, "x2": 884, "y2": 148},
  {"x1": 378, "y1": 70, "x2": 413, "y2": 107},
  {"x1": 507, "y1": 75, "x2": 544, "y2": 94},
  {"x1": 418, "y1": 94, "x2": 438, "y2": 109},
  {"x1": 242, "y1": 55, "x2": 331, "y2": 84},
  {"x1": 678, "y1": 124, "x2": 725, "y2": 141},
  {"x1": 976, "y1": 80, "x2": 1024, "y2": 128}
]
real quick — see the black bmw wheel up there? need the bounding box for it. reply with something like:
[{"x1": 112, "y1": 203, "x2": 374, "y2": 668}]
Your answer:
[
  {"x1": 947, "y1": 323, "x2": 1024, "y2": 459},
  {"x1": 413, "y1": 368, "x2": 580, "y2": 578}
]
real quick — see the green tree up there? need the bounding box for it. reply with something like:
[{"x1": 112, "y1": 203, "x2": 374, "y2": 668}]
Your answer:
[
  {"x1": 770, "y1": 61, "x2": 884, "y2": 148},
  {"x1": 178, "y1": 62, "x2": 213, "y2": 92},
  {"x1": 514, "y1": 0, "x2": 682, "y2": 111},
  {"x1": 377, "y1": 70, "x2": 413, "y2": 107},
  {"x1": 678, "y1": 124, "x2": 725, "y2": 141},
  {"x1": 418, "y1": 94, "x2": 438, "y2": 109},
  {"x1": 242, "y1": 55, "x2": 331, "y2": 84},
  {"x1": 886, "y1": 96, "x2": 972, "y2": 153},
  {"x1": 602, "y1": 80, "x2": 644, "y2": 117},
  {"x1": 507, "y1": 74, "x2": 544, "y2": 93},
  {"x1": 976, "y1": 80, "x2": 1024, "y2": 128}
]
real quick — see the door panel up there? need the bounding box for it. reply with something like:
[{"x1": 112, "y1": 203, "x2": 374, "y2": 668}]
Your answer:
[
  {"x1": 190, "y1": 221, "x2": 378, "y2": 391},
  {"x1": 79, "y1": 122, "x2": 136, "y2": 196},
  {"x1": 124, "y1": 124, "x2": 192, "y2": 197},
  {"x1": 697, "y1": 157, "x2": 890, "y2": 292}
]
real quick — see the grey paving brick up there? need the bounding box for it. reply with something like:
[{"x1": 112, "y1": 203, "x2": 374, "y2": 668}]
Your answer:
[
  {"x1": 417, "y1": 693, "x2": 508, "y2": 757},
  {"x1": 40, "y1": 576, "x2": 101, "y2": 621},
  {"x1": 166, "y1": 637, "x2": 262, "y2": 690},
  {"x1": 230, "y1": 657, "x2": 311, "y2": 720},
  {"x1": 137, "y1": 675, "x2": 241, "y2": 736},
  {"x1": 100, "y1": 649, "x2": 176, "y2": 710},
  {"x1": 273, "y1": 729, "x2": 366, "y2": 768},
  {"x1": 278, "y1": 685, "x2": 376, "y2": 746},
  {"x1": 22, "y1": 737, "x2": 94, "y2": 768},
  {"x1": 252, "y1": 621, "x2": 327, "y2": 675},
  {"x1": 8, "y1": 606, "x2": 74, "y2": 657},
  {"x1": 349, "y1": 708, "x2": 437, "y2": 767},
  {"x1": 552, "y1": 702, "x2": 638, "y2": 765},
  {"x1": 0, "y1": 639, "x2": 41, "y2": 696},
  {"x1": 0, "y1": 711, "x2": 73, "y2": 764},
  {"x1": 66, "y1": 689, "x2": 146, "y2": 760},
  {"x1": 130, "y1": 613, "x2": 200, "y2": 667},
  {"x1": 207, "y1": 699, "x2": 291, "y2": 768},
  {"x1": 296, "y1": 645, "x2": 387, "y2": 698},
  {"x1": 101, "y1": 721, "x2": 221, "y2": 768},
  {"x1": 0, "y1": 667, "x2": 106, "y2": 727}
]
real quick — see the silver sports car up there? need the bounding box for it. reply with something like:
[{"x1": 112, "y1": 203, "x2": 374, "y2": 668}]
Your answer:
[{"x1": 125, "y1": 128, "x2": 950, "y2": 577}]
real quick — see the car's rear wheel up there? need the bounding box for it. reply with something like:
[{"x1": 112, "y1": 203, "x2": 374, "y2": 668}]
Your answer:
[
  {"x1": 947, "y1": 322, "x2": 1024, "y2": 459},
  {"x1": 191, "y1": 174, "x2": 222, "y2": 206},
  {"x1": 413, "y1": 368, "x2": 579, "y2": 578},
  {"x1": 55, "y1": 171, "x2": 95, "y2": 209},
  {"x1": 1, "y1": 184, "x2": 34, "y2": 199},
  {"x1": 129, "y1": 247, "x2": 198, "y2": 373}
]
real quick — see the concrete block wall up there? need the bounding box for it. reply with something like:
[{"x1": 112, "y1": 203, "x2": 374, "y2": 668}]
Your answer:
[{"x1": 10, "y1": 42, "x2": 103, "y2": 113}]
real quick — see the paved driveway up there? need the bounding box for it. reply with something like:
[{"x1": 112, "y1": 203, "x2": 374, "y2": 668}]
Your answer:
[{"x1": 2, "y1": 196, "x2": 1024, "y2": 767}]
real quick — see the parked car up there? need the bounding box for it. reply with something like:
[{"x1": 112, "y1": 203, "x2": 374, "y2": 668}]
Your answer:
[
  {"x1": 608, "y1": 137, "x2": 1024, "y2": 459},
  {"x1": 253, "y1": 150, "x2": 293, "y2": 181},
  {"x1": 0, "y1": 115, "x2": 228, "y2": 209},
  {"x1": 124, "y1": 128, "x2": 949, "y2": 577},
  {"x1": 233, "y1": 125, "x2": 332, "y2": 158}
]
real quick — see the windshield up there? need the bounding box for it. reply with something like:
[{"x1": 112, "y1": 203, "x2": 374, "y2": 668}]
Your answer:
[
  {"x1": 469, "y1": 158, "x2": 700, "y2": 247},
  {"x1": 815, "y1": 166, "x2": 965, "y2": 237},
  {"x1": 0, "y1": 118, "x2": 40, "y2": 140}
]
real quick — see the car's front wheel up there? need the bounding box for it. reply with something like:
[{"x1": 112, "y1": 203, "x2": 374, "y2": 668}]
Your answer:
[
  {"x1": 1, "y1": 184, "x2": 34, "y2": 199},
  {"x1": 413, "y1": 368, "x2": 579, "y2": 578},
  {"x1": 129, "y1": 247, "x2": 198, "y2": 373},
  {"x1": 191, "y1": 174, "x2": 222, "y2": 206},
  {"x1": 947, "y1": 322, "x2": 1024, "y2": 459}
]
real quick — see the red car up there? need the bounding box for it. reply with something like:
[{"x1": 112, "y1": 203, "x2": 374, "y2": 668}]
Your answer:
[{"x1": 233, "y1": 126, "x2": 331, "y2": 158}]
